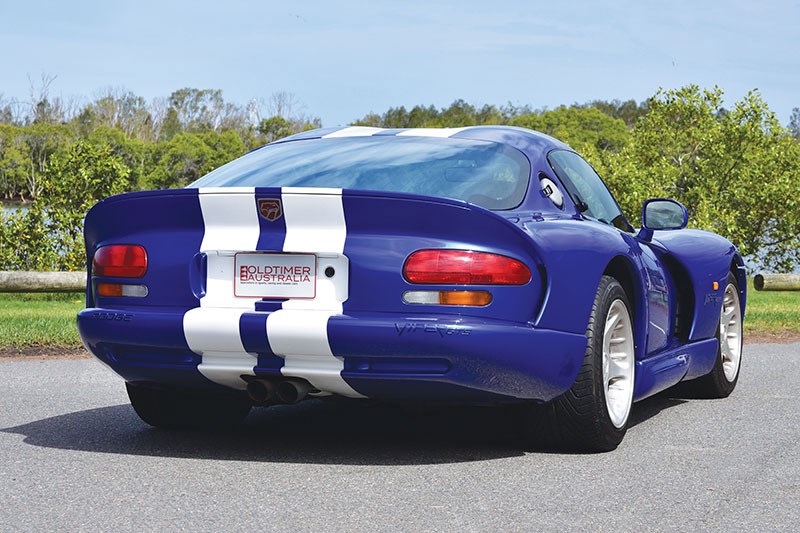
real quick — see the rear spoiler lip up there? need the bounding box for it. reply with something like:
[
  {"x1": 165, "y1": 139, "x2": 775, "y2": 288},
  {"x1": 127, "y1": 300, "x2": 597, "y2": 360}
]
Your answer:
[{"x1": 90, "y1": 187, "x2": 520, "y2": 217}]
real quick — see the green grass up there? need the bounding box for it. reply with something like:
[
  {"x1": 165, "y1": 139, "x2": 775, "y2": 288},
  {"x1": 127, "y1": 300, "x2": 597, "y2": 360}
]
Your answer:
[
  {"x1": 744, "y1": 278, "x2": 800, "y2": 337},
  {"x1": 0, "y1": 279, "x2": 797, "y2": 348},
  {"x1": 0, "y1": 293, "x2": 84, "y2": 348}
]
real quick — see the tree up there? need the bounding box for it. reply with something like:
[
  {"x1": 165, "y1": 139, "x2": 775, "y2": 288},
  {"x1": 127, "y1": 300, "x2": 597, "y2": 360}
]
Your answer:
[
  {"x1": 86, "y1": 126, "x2": 151, "y2": 189},
  {"x1": 0, "y1": 93, "x2": 17, "y2": 125},
  {"x1": 352, "y1": 113, "x2": 381, "y2": 127},
  {"x1": 0, "y1": 141, "x2": 131, "y2": 270},
  {"x1": 145, "y1": 133, "x2": 215, "y2": 189},
  {"x1": 200, "y1": 130, "x2": 248, "y2": 169},
  {"x1": 258, "y1": 116, "x2": 293, "y2": 142},
  {"x1": 438, "y1": 99, "x2": 478, "y2": 126},
  {"x1": 167, "y1": 88, "x2": 225, "y2": 132},
  {"x1": 580, "y1": 99, "x2": 649, "y2": 127},
  {"x1": 0, "y1": 125, "x2": 28, "y2": 200},
  {"x1": 144, "y1": 130, "x2": 248, "y2": 189},
  {"x1": 599, "y1": 86, "x2": 800, "y2": 271},
  {"x1": 353, "y1": 100, "x2": 516, "y2": 128},
  {"x1": 77, "y1": 89, "x2": 154, "y2": 139},
  {"x1": 19, "y1": 123, "x2": 74, "y2": 199},
  {"x1": 789, "y1": 107, "x2": 800, "y2": 140},
  {"x1": 510, "y1": 106, "x2": 630, "y2": 152}
]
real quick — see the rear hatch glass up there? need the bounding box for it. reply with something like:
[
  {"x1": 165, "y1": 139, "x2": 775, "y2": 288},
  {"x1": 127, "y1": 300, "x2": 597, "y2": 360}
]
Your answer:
[{"x1": 190, "y1": 136, "x2": 531, "y2": 210}]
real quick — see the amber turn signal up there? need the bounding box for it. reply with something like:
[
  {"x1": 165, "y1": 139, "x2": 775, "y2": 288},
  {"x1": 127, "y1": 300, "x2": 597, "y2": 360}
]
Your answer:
[{"x1": 439, "y1": 290, "x2": 492, "y2": 306}]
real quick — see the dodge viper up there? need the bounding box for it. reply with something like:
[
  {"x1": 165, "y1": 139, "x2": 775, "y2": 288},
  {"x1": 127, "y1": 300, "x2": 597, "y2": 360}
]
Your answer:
[{"x1": 77, "y1": 126, "x2": 745, "y2": 451}]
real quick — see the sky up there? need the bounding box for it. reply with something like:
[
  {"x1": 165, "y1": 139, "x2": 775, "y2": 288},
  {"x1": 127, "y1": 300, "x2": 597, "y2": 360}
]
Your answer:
[{"x1": 1, "y1": 0, "x2": 798, "y2": 127}]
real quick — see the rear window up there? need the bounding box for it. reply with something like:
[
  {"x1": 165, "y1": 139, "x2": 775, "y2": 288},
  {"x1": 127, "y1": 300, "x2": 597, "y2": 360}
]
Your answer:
[{"x1": 189, "y1": 136, "x2": 531, "y2": 210}]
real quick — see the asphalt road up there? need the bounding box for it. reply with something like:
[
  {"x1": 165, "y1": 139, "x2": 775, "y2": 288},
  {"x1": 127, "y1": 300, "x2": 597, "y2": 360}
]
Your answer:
[{"x1": 1, "y1": 344, "x2": 799, "y2": 532}]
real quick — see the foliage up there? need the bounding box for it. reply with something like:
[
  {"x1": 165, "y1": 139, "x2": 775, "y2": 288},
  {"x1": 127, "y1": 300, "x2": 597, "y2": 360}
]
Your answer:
[
  {"x1": 596, "y1": 86, "x2": 800, "y2": 271},
  {"x1": 510, "y1": 106, "x2": 630, "y2": 152},
  {"x1": 1, "y1": 83, "x2": 799, "y2": 272},
  {"x1": 76, "y1": 90, "x2": 154, "y2": 140},
  {"x1": 143, "y1": 130, "x2": 249, "y2": 189},
  {"x1": 353, "y1": 99, "x2": 525, "y2": 128},
  {"x1": 1, "y1": 142, "x2": 131, "y2": 270},
  {"x1": 576, "y1": 99, "x2": 649, "y2": 127},
  {"x1": 789, "y1": 107, "x2": 800, "y2": 140},
  {"x1": 0, "y1": 125, "x2": 28, "y2": 200}
]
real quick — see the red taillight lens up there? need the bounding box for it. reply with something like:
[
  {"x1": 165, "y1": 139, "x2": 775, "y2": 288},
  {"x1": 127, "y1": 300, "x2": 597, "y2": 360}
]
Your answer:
[
  {"x1": 403, "y1": 250, "x2": 531, "y2": 285},
  {"x1": 93, "y1": 245, "x2": 147, "y2": 278}
]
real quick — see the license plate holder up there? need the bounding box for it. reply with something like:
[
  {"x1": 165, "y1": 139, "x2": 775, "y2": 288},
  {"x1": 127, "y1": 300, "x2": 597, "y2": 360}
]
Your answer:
[{"x1": 234, "y1": 253, "x2": 316, "y2": 299}]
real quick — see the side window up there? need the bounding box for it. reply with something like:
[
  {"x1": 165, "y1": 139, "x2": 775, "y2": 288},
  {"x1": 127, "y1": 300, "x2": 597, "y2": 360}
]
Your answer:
[{"x1": 547, "y1": 150, "x2": 630, "y2": 231}]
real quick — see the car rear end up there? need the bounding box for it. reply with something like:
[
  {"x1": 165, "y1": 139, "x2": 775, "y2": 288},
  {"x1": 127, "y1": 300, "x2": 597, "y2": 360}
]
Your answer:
[
  {"x1": 77, "y1": 187, "x2": 586, "y2": 403},
  {"x1": 78, "y1": 133, "x2": 587, "y2": 404}
]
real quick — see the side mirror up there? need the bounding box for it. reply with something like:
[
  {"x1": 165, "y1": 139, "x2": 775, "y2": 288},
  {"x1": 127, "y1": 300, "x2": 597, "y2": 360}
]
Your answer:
[{"x1": 638, "y1": 198, "x2": 688, "y2": 241}]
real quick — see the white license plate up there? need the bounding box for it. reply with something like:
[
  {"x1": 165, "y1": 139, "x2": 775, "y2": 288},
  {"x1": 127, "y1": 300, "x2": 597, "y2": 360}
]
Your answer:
[{"x1": 234, "y1": 253, "x2": 316, "y2": 298}]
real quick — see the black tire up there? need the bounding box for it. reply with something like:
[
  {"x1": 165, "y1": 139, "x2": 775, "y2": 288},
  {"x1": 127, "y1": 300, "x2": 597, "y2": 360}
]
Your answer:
[
  {"x1": 526, "y1": 275, "x2": 635, "y2": 452},
  {"x1": 685, "y1": 272, "x2": 742, "y2": 398},
  {"x1": 126, "y1": 382, "x2": 252, "y2": 429}
]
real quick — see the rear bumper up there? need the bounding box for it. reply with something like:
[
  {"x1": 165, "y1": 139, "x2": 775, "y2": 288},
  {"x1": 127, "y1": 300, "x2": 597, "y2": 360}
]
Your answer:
[{"x1": 77, "y1": 307, "x2": 587, "y2": 402}]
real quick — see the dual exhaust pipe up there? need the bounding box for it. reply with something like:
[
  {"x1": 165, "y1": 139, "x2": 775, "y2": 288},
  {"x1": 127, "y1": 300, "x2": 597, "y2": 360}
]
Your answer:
[{"x1": 246, "y1": 378, "x2": 312, "y2": 405}]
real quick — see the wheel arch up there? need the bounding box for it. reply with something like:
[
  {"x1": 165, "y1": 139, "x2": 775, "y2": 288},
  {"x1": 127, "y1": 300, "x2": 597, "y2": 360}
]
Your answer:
[{"x1": 603, "y1": 255, "x2": 648, "y2": 361}]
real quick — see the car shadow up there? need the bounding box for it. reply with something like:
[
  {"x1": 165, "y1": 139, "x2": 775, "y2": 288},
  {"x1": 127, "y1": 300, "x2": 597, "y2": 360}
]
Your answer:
[
  {"x1": 2, "y1": 400, "x2": 528, "y2": 465},
  {"x1": 628, "y1": 389, "x2": 689, "y2": 429},
  {"x1": 2, "y1": 391, "x2": 692, "y2": 464}
]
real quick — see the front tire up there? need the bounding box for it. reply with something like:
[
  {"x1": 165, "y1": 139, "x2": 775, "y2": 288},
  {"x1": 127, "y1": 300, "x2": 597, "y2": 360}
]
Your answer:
[
  {"x1": 527, "y1": 275, "x2": 635, "y2": 452},
  {"x1": 126, "y1": 382, "x2": 252, "y2": 429}
]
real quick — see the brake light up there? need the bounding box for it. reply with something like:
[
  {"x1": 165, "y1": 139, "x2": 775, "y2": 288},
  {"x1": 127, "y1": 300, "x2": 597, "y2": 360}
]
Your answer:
[
  {"x1": 93, "y1": 245, "x2": 147, "y2": 278},
  {"x1": 403, "y1": 250, "x2": 531, "y2": 285}
]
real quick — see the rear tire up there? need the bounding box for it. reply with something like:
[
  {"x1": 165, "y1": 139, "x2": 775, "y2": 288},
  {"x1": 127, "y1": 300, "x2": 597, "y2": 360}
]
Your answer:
[
  {"x1": 126, "y1": 382, "x2": 252, "y2": 429},
  {"x1": 686, "y1": 272, "x2": 742, "y2": 398},
  {"x1": 526, "y1": 275, "x2": 635, "y2": 452}
]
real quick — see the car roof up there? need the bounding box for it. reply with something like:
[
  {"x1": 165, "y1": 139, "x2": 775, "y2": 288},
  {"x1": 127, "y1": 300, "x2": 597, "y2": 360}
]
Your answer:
[{"x1": 275, "y1": 125, "x2": 573, "y2": 164}]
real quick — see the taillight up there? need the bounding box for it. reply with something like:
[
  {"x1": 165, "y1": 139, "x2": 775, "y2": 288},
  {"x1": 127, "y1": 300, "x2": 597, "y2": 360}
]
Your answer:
[
  {"x1": 403, "y1": 290, "x2": 492, "y2": 306},
  {"x1": 97, "y1": 283, "x2": 149, "y2": 298},
  {"x1": 403, "y1": 250, "x2": 531, "y2": 285},
  {"x1": 93, "y1": 245, "x2": 147, "y2": 278}
]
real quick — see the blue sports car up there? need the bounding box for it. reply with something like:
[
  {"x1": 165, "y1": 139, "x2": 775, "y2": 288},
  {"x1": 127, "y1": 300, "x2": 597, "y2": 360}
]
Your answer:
[{"x1": 77, "y1": 126, "x2": 745, "y2": 451}]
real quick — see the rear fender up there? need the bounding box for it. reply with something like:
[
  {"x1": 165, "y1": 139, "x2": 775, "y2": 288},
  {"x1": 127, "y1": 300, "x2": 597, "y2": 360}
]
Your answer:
[
  {"x1": 340, "y1": 190, "x2": 546, "y2": 323},
  {"x1": 524, "y1": 220, "x2": 649, "y2": 358}
]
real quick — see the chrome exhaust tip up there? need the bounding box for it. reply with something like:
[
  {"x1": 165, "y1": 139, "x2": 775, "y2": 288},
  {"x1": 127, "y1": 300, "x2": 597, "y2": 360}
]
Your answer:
[{"x1": 276, "y1": 379, "x2": 311, "y2": 404}]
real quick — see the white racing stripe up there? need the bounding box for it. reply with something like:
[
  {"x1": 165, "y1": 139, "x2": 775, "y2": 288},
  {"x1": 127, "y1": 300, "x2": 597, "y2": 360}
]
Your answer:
[
  {"x1": 269, "y1": 188, "x2": 364, "y2": 398},
  {"x1": 282, "y1": 187, "x2": 346, "y2": 255},
  {"x1": 184, "y1": 187, "x2": 362, "y2": 397},
  {"x1": 184, "y1": 188, "x2": 259, "y2": 390},
  {"x1": 196, "y1": 188, "x2": 260, "y2": 252},
  {"x1": 321, "y1": 126, "x2": 384, "y2": 138},
  {"x1": 185, "y1": 308, "x2": 253, "y2": 389},
  {"x1": 182, "y1": 129, "x2": 473, "y2": 393},
  {"x1": 267, "y1": 310, "x2": 356, "y2": 396}
]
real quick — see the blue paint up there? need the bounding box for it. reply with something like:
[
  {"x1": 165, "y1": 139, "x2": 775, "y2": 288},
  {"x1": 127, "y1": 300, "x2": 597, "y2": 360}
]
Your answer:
[{"x1": 77, "y1": 126, "x2": 746, "y2": 406}]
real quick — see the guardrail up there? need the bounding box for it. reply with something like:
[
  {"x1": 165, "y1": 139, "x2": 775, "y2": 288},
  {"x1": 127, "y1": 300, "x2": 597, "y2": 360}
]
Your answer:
[
  {"x1": 1, "y1": 270, "x2": 797, "y2": 293},
  {"x1": 0, "y1": 271, "x2": 86, "y2": 292},
  {"x1": 753, "y1": 273, "x2": 800, "y2": 291}
]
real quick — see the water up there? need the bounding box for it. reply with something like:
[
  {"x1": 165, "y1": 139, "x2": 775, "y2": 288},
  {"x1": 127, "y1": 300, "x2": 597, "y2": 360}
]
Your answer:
[{"x1": 1, "y1": 204, "x2": 29, "y2": 216}]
